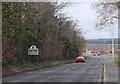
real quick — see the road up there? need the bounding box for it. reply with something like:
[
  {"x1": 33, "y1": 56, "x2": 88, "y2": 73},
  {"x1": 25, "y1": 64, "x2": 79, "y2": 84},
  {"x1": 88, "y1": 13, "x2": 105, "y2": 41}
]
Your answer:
[{"x1": 3, "y1": 55, "x2": 105, "y2": 82}]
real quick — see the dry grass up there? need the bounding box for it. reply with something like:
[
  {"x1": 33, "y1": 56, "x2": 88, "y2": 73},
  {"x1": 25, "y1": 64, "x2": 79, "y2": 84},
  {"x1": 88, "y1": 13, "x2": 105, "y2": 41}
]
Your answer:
[
  {"x1": 114, "y1": 53, "x2": 120, "y2": 65},
  {"x1": 82, "y1": 53, "x2": 92, "y2": 58}
]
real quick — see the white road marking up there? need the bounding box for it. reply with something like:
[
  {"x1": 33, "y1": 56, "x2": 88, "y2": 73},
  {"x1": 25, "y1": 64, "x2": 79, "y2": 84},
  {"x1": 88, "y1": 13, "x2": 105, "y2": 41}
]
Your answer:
[
  {"x1": 46, "y1": 71, "x2": 52, "y2": 72},
  {"x1": 64, "y1": 69, "x2": 70, "y2": 72},
  {"x1": 71, "y1": 67, "x2": 76, "y2": 70},
  {"x1": 48, "y1": 76, "x2": 56, "y2": 78},
  {"x1": 64, "y1": 66, "x2": 77, "y2": 72}
]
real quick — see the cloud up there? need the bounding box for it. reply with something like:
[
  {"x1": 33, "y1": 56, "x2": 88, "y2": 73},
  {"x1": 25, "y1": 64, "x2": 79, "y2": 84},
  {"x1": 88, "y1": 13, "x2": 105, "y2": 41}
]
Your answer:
[{"x1": 62, "y1": 2, "x2": 118, "y2": 39}]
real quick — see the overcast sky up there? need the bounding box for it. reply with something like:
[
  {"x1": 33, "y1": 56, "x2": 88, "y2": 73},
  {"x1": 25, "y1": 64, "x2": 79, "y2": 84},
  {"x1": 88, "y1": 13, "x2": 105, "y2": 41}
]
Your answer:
[{"x1": 61, "y1": 2, "x2": 118, "y2": 39}]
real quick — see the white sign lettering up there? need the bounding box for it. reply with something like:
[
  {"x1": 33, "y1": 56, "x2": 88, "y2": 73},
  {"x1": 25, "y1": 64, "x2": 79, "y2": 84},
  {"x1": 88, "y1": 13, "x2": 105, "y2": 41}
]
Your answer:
[{"x1": 28, "y1": 45, "x2": 39, "y2": 55}]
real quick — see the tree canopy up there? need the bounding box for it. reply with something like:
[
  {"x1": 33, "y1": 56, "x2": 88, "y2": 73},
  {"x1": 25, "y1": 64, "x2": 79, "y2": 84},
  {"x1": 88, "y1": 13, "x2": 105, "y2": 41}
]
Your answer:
[{"x1": 2, "y1": 2, "x2": 85, "y2": 66}]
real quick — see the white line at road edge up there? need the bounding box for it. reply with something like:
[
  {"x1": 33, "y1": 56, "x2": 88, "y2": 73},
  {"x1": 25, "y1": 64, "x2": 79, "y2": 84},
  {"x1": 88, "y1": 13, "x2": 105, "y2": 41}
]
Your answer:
[
  {"x1": 103, "y1": 62, "x2": 106, "y2": 83},
  {"x1": 103, "y1": 56, "x2": 106, "y2": 84}
]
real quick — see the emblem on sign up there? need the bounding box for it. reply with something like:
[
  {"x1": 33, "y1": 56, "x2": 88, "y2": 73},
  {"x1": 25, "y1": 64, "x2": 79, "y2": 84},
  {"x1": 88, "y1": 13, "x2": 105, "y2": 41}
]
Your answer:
[
  {"x1": 28, "y1": 45, "x2": 39, "y2": 62},
  {"x1": 28, "y1": 45, "x2": 39, "y2": 55}
]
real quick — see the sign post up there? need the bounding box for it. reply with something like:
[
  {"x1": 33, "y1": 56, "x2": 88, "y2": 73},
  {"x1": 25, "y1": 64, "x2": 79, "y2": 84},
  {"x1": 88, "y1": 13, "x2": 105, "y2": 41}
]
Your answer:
[{"x1": 28, "y1": 45, "x2": 39, "y2": 62}]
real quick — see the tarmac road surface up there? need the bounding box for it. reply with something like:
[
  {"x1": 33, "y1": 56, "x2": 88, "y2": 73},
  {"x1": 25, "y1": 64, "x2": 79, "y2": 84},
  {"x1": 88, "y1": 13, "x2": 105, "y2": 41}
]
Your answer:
[{"x1": 3, "y1": 55, "x2": 105, "y2": 83}]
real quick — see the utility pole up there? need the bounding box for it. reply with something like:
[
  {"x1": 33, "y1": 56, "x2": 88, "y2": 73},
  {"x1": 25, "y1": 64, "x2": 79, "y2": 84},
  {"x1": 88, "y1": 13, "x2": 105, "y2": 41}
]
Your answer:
[{"x1": 111, "y1": 22, "x2": 114, "y2": 61}]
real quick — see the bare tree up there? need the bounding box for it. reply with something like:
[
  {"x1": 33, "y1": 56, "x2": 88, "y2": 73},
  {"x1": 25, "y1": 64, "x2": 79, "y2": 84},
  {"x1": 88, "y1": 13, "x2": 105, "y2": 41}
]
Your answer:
[
  {"x1": 93, "y1": 1, "x2": 119, "y2": 28},
  {"x1": 2, "y1": 2, "x2": 85, "y2": 65}
]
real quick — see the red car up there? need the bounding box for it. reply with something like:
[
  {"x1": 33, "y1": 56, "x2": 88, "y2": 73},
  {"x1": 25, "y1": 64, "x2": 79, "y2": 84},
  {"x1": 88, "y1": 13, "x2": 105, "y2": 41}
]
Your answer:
[{"x1": 75, "y1": 57, "x2": 85, "y2": 63}]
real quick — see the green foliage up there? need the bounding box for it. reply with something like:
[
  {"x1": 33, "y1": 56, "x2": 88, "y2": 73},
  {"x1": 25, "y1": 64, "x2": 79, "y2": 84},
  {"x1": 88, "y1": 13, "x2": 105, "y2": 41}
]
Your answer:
[
  {"x1": 63, "y1": 39, "x2": 80, "y2": 59},
  {"x1": 2, "y1": 2, "x2": 85, "y2": 67},
  {"x1": 114, "y1": 53, "x2": 120, "y2": 65}
]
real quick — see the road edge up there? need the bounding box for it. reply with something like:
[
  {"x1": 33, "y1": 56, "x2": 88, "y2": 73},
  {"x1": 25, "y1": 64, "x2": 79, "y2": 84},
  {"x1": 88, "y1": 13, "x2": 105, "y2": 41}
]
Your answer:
[{"x1": 97, "y1": 63, "x2": 104, "y2": 84}]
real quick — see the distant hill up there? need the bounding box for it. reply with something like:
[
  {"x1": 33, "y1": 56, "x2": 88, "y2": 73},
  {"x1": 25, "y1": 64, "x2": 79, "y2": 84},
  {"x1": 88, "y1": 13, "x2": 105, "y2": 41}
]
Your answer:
[{"x1": 86, "y1": 38, "x2": 119, "y2": 44}]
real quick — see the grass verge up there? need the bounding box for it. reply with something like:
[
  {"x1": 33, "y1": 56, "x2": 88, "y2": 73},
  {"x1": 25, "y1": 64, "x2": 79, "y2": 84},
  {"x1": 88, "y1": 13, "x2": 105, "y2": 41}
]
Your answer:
[
  {"x1": 2, "y1": 59, "x2": 74, "y2": 77},
  {"x1": 114, "y1": 53, "x2": 120, "y2": 65},
  {"x1": 82, "y1": 53, "x2": 92, "y2": 58}
]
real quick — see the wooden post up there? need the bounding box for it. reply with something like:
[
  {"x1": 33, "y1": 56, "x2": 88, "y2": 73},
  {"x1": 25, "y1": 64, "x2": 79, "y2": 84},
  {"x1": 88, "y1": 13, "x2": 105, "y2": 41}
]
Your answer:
[
  {"x1": 37, "y1": 55, "x2": 38, "y2": 63},
  {"x1": 29, "y1": 55, "x2": 31, "y2": 62}
]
